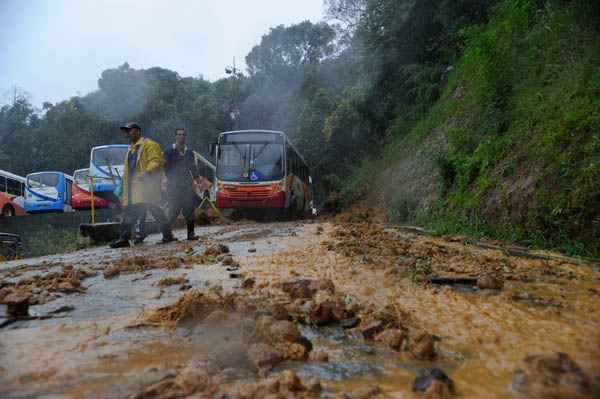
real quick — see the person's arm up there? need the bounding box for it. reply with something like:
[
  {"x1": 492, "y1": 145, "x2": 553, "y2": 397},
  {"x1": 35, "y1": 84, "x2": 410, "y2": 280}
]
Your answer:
[
  {"x1": 189, "y1": 151, "x2": 200, "y2": 179},
  {"x1": 163, "y1": 148, "x2": 172, "y2": 174},
  {"x1": 144, "y1": 141, "x2": 165, "y2": 174}
]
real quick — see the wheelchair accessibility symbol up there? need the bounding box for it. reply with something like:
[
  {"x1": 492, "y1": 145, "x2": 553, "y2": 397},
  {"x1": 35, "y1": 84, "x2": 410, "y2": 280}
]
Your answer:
[{"x1": 249, "y1": 170, "x2": 259, "y2": 181}]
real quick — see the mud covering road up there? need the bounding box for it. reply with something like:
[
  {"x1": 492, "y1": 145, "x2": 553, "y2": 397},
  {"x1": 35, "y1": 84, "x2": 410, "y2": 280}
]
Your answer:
[{"x1": 1, "y1": 214, "x2": 599, "y2": 398}]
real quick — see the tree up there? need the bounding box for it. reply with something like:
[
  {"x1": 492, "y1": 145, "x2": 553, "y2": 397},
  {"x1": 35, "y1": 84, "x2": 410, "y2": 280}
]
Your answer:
[{"x1": 245, "y1": 21, "x2": 336, "y2": 77}]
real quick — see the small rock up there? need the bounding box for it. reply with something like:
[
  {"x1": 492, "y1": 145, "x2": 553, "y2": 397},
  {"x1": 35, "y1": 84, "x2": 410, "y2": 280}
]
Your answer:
[
  {"x1": 341, "y1": 385, "x2": 382, "y2": 399},
  {"x1": 222, "y1": 255, "x2": 238, "y2": 266},
  {"x1": 269, "y1": 320, "x2": 301, "y2": 343},
  {"x1": 269, "y1": 303, "x2": 290, "y2": 320},
  {"x1": 424, "y1": 380, "x2": 452, "y2": 399},
  {"x1": 310, "y1": 350, "x2": 329, "y2": 362},
  {"x1": 477, "y1": 274, "x2": 504, "y2": 290},
  {"x1": 410, "y1": 333, "x2": 436, "y2": 360},
  {"x1": 375, "y1": 329, "x2": 405, "y2": 351},
  {"x1": 309, "y1": 301, "x2": 336, "y2": 326},
  {"x1": 279, "y1": 369, "x2": 303, "y2": 390},
  {"x1": 340, "y1": 317, "x2": 361, "y2": 329},
  {"x1": 3, "y1": 292, "x2": 31, "y2": 318},
  {"x1": 246, "y1": 343, "x2": 282, "y2": 371},
  {"x1": 278, "y1": 278, "x2": 335, "y2": 299},
  {"x1": 413, "y1": 368, "x2": 454, "y2": 392},
  {"x1": 241, "y1": 277, "x2": 255, "y2": 289},
  {"x1": 204, "y1": 244, "x2": 230, "y2": 256},
  {"x1": 283, "y1": 342, "x2": 309, "y2": 360},
  {"x1": 360, "y1": 321, "x2": 386, "y2": 340},
  {"x1": 512, "y1": 352, "x2": 591, "y2": 398},
  {"x1": 248, "y1": 247, "x2": 257, "y2": 253}
]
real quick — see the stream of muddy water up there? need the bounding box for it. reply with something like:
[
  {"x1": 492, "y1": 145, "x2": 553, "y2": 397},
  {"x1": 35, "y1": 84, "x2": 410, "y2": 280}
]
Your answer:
[{"x1": 1, "y1": 219, "x2": 599, "y2": 398}]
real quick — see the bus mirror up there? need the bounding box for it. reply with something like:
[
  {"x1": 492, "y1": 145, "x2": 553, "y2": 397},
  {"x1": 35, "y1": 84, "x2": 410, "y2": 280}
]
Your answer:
[{"x1": 308, "y1": 176, "x2": 313, "y2": 184}]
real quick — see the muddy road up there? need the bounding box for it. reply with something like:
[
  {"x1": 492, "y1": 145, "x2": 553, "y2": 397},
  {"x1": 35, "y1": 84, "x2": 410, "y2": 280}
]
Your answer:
[{"x1": 1, "y1": 216, "x2": 599, "y2": 398}]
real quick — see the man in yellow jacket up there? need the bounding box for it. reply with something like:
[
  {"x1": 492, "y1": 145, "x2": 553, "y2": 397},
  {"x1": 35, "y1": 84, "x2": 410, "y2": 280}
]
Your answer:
[{"x1": 110, "y1": 122, "x2": 175, "y2": 248}]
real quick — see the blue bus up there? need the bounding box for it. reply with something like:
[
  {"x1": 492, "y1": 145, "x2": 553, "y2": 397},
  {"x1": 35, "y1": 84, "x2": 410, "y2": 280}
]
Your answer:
[
  {"x1": 89, "y1": 145, "x2": 128, "y2": 203},
  {"x1": 24, "y1": 171, "x2": 74, "y2": 213}
]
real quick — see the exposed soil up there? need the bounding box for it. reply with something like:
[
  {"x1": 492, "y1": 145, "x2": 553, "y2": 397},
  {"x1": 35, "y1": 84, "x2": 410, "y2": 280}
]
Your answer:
[{"x1": 1, "y1": 215, "x2": 599, "y2": 398}]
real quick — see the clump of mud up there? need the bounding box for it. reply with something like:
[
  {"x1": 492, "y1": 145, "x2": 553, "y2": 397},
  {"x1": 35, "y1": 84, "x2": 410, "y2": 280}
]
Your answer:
[
  {"x1": 130, "y1": 286, "x2": 324, "y2": 397},
  {"x1": 104, "y1": 256, "x2": 182, "y2": 279},
  {"x1": 132, "y1": 368, "x2": 320, "y2": 399},
  {"x1": 0, "y1": 265, "x2": 96, "y2": 306},
  {"x1": 143, "y1": 287, "x2": 238, "y2": 326},
  {"x1": 155, "y1": 276, "x2": 188, "y2": 287},
  {"x1": 103, "y1": 247, "x2": 227, "y2": 279}
]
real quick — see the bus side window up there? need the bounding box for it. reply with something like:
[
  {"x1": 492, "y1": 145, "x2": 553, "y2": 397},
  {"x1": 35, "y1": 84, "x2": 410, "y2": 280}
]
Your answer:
[
  {"x1": 0, "y1": 176, "x2": 6, "y2": 193},
  {"x1": 7, "y1": 178, "x2": 22, "y2": 196}
]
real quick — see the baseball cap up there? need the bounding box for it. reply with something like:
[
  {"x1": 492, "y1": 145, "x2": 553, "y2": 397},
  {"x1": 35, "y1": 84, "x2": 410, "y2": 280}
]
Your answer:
[{"x1": 120, "y1": 122, "x2": 141, "y2": 131}]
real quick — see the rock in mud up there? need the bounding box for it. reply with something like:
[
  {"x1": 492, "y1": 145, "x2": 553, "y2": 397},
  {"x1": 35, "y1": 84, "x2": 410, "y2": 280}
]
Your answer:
[
  {"x1": 340, "y1": 317, "x2": 361, "y2": 329},
  {"x1": 424, "y1": 380, "x2": 453, "y2": 399},
  {"x1": 282, "y1": 342, "x2": 310, "y2": 361},
  {"x1": 269, "y1": 303, "x2": 290, "y2": 320},
  {"x1": 2, "y1": 292, "x2": 31, "y2": 318},
  {"x1": 413, "y1": 368, "x2": 455, "y2": 393},
  {"x1": 338, "y1": 385, "x2": 382, "y2": 399},
  {"x1": 205, "y1": 244, "x2": 230, "y2": 256},
  {"x1": 310, "y1": 350, "x2": 329, "y2": 362},
  {"x1": 241, "y1": 277, "x2": 256, "y2": 289},
  {"x1": 220, "y1": 369, "x2": 320, "y2": 398},
  {"x1": 360, "y1": 320, "x2": 386, "y2": 340},
  {"x1": 410, "y1": 333, "x2": 436, "y2": 360},
  {"x1": 222, "y1": 255, "x2": 239, "y2": 267},
  {"x1": 269, "y1": 320, "x2": 301, "y2": 343},
  {"x1": 278, "y1": 278, "x2": 335, "y2": 299},
  {"x1": 309, "y1": 301, "x2": 337, "y2": 326},
  {"x1": 512, "y1": 352, "x2": 591, "y2": 398},
  {"x1": 246, "y1": 343, "x2": 283, "y2": 371},
  {"x1": 375, "y1": 328, "x2": 406, "y2": 351},
  {"x1": 477, "y1": 274, "x2": 504, "y2": 290},
  {"x1": 248, "y1": 247, "x2": 257, "y2": 253}
]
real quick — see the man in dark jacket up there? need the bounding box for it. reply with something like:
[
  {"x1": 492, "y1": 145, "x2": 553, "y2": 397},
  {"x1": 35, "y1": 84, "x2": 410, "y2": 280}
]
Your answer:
[{"x1": 164, "y1": 128, "x2": 200, "y2": 240}]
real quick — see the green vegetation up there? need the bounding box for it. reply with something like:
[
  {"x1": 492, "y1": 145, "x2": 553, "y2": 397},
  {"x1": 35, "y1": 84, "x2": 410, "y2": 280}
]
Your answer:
[
  {"x1": 376, "y1": 0, "x2": 600, "y2": 256},
  {"x1": 22, "y1": 230, "x2": 91, "y2": 259}
]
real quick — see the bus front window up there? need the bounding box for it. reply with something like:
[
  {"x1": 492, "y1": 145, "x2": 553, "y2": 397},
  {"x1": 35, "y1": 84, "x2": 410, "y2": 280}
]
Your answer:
[
  {"x1": 28, "y1": 173, "x2": 59, "y2": 189},
  {"x1": 217, "y1": 143, "x2": 283, "y2": 182},
  {"x1": 74, "y1": 170, "x2": 90, "y2": 188},
  {"x1": 92, "y1": 147, "x2": 127, "y2": 167}
]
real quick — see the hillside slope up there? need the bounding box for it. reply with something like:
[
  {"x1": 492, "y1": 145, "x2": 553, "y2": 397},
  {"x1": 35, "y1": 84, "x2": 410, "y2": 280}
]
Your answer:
[{"x1": 366, "y1": 0, "x2": 600, "y2": 255}]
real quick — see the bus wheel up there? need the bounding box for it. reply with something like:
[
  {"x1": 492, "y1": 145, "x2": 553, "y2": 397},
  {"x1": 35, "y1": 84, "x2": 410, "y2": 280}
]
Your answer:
[{"x1": 1, "y1": 205, "x2": 15, "y2": 217}]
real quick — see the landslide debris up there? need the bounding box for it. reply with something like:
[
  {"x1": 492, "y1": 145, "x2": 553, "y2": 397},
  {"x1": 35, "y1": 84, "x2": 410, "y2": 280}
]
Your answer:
[
  {"x1": 103, "y1": 243, "x2": 231, "y2": 279},
  {"x1": 0, "y1": 265, "x2": 96, "y2": 306},
  {"x1": 512, "y1": 352, "x2": 591, "y2": 399}
]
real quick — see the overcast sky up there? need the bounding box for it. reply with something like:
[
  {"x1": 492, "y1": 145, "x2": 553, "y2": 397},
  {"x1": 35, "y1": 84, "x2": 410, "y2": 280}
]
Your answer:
[{"x1": 0, "y1": 0, "x2": 325, "y2": 106}]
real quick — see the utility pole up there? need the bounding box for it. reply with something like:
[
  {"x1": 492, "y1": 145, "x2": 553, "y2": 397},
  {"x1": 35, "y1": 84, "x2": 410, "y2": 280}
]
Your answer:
[{"x1": 225, "y1": 57, "x2": 241, "y2": 129}]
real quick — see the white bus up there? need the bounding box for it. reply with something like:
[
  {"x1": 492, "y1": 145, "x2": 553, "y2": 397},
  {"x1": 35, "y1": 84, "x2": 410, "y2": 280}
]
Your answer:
[{"x1": 0, "y1": 169, "x2": 27, "y2": 216}]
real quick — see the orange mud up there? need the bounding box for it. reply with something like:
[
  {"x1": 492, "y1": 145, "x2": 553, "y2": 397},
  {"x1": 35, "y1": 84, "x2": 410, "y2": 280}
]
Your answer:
[
  {"x1": 1, "y1": 219, "x2": 599, "y2": 398},
  {"x1": 239, "y1": 220, "x2": 600, "y2": 398}
]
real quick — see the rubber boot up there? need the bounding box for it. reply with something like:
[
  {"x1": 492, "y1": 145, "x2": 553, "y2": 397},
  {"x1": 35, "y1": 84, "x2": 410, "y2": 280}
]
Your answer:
[
  {"x1": 187, "y1": 221, "x2": 199, "y2": 241},
  {"x1": 160, "y1": 224, "x2": 177, "y2": 244}
]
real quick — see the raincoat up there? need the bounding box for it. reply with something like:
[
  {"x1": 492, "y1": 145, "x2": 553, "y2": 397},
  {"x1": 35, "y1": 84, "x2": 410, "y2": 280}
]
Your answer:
[{"x1": 121, "y1": 137, "x2": 165, "y2": 206}]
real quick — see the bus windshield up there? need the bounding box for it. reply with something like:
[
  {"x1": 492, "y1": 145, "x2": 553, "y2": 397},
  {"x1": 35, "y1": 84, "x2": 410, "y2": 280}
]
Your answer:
[
  {"x1": 217, "y1": 143, "x2": 284, "y2": 182},
  {"x1": 92, "y1": 146, "x2": 127, "y2": 167},
  {"x1": 73, "y1": 170, "x2": 89, "y2": 186},
  {"x1": 28, "y1": 173, "x2": 60, "y2": 189}
]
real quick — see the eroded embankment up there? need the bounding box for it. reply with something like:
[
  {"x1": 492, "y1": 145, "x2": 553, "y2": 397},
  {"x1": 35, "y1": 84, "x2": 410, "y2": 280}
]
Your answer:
[{"x1": 0, "y1": 218, "x2": 599, "y2": 398}]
